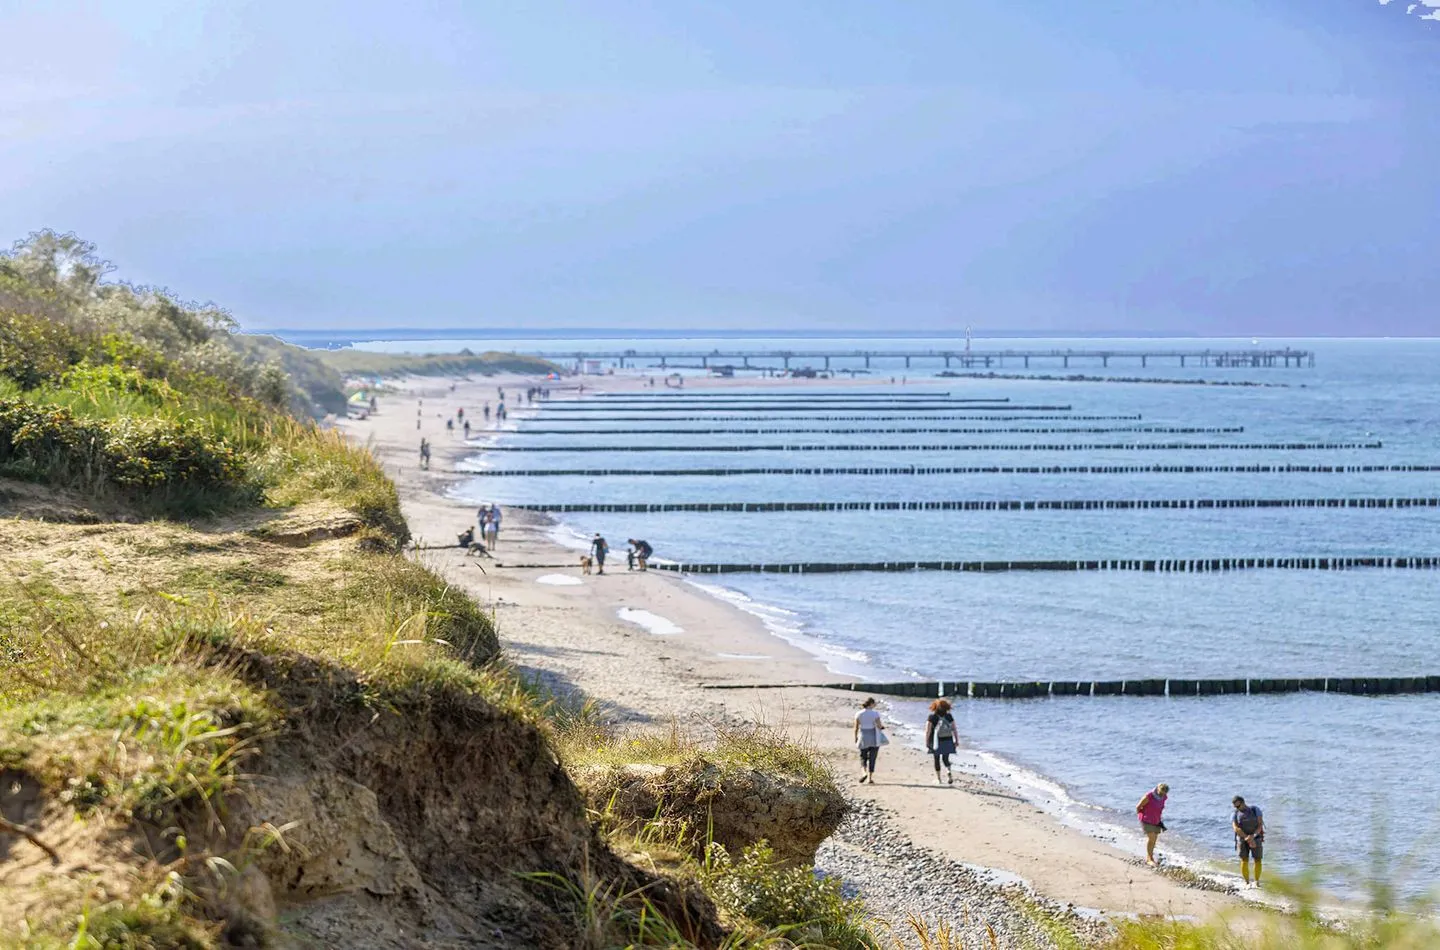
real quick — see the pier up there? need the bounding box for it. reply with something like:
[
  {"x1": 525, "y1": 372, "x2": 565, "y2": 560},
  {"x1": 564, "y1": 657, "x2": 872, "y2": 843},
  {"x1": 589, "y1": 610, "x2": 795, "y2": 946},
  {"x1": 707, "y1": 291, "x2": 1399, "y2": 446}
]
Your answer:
[{"x1": 532, "y1": 347, "x2": 1316, "y2": 372}]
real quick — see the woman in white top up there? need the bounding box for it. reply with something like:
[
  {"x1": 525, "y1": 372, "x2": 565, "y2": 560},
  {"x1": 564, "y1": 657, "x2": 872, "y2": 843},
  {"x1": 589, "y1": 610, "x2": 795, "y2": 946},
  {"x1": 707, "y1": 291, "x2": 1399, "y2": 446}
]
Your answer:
[{"x1": 852, "y1": 697, "x2": 885, "y2": 784}]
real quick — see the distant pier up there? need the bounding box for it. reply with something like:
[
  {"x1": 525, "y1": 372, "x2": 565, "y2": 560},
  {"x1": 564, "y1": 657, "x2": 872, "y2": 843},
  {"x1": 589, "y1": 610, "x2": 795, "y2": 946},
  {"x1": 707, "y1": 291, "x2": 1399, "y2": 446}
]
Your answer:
[{"x1": 531, "y1": 347, "x2": 1316, "y2": 372}]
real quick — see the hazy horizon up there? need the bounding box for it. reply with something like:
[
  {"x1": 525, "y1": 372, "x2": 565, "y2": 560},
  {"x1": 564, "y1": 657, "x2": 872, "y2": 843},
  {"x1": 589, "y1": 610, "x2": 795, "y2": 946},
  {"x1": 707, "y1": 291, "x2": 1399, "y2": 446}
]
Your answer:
[{"x1": 3, "y1": 2, "x2": 1437, "y2": 336}]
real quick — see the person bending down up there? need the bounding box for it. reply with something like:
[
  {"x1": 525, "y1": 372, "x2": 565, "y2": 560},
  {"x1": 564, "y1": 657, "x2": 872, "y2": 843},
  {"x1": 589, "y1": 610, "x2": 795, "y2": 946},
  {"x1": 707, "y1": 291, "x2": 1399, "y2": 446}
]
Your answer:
[
  {"x1": 925, "y1": 699, "x2": 958, "y2": 784},
  {"x1": 1137, "y1": 783, "x2": 1170, "y2": 867},
  {"x1": 1232, "y1": 795, "x2": 1265, "y2": 888}
]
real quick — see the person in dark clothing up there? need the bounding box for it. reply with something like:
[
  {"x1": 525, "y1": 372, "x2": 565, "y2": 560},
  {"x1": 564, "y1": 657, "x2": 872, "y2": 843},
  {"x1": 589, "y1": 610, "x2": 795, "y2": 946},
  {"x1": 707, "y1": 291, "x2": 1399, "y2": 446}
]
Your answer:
[
  {"x1": 626, "y1": 538, "x2": 654, "y2": 571},
  {"x1": 590, "y1": 534, "x2": 609, "y2": 574},
  {"x1": 1232, "y1": 796, "x2": 1265, "y2": 888},
  {"x1": 925, "y1": 699, "x2": 958, "y2": 785},
  {"x1": 457, "y1": 527, "x2": 475, "y2": 548}
]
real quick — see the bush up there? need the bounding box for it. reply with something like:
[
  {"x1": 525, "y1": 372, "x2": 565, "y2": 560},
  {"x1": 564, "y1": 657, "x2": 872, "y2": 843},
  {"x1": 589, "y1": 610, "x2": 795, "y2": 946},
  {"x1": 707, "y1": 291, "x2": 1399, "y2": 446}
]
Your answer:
[
  {"x1": 0, "y1": 308, "x2": 94, "y2": 389},
  {"x1": 0, "y1": 400, "x2": 255, "y2": 510},
  {"x1": 705, "y1": 842, "x2": 878, "y2": 950}
]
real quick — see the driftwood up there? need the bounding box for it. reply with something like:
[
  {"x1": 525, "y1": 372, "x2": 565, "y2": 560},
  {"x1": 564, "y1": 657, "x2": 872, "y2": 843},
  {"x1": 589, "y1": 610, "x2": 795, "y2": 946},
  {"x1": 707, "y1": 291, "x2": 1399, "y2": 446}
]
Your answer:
[{"x1": 0, "y1": 816, "x2": 59, "y2": 863}]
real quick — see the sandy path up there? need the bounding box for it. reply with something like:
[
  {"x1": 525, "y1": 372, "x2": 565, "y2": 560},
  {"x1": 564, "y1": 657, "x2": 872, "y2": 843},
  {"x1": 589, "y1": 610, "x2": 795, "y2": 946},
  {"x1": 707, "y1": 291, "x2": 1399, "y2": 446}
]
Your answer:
[{"x1": 338, "y1": 370, "x2": 1247, "y2": 926}]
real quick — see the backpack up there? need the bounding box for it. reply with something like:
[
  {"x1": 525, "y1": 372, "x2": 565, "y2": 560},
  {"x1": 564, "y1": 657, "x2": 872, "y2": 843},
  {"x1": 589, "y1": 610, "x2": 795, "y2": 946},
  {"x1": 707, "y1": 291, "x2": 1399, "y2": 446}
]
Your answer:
[{"x1": 934, "y1": 714, "x2": 955, "y2": 742}]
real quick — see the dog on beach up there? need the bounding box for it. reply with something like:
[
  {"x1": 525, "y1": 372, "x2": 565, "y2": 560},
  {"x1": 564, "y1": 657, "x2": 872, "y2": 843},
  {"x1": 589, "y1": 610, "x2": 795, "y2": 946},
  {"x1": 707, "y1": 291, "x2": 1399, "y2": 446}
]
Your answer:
[
  {"x1": 579, "y1": 555, "x2": 594, "y2": 575},
  {"x1": 466, "y1": 541, "x2": 489, "y2": 557}
]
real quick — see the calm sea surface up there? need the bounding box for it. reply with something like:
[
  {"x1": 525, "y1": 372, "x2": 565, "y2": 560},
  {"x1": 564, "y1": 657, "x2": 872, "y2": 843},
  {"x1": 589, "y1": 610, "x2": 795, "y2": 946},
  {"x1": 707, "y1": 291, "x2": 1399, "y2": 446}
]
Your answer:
[{"x1": 400, "y1": 336, "x2": 1440, "y2": 896}]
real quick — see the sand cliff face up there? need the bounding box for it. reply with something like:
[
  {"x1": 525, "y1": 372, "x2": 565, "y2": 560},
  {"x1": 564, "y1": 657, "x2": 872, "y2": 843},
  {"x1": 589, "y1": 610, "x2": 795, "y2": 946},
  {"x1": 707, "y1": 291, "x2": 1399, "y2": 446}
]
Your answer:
[{"x1": 0, "y1": 507, "x2": 728, "y2": 948}]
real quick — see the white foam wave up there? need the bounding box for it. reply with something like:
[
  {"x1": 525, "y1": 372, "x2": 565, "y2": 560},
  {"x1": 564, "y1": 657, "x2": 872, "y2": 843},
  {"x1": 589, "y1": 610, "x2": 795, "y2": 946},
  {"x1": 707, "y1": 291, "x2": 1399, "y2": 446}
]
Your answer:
[
  {"x1": 684, "y1": 579, "x2": 873, "y2": 671},
  {"x1": 617, "y1": 607, "x2": 685, "y2": 636},
  {"x1": 717, "y1": 652, "x2": 771, "y2": 660}
]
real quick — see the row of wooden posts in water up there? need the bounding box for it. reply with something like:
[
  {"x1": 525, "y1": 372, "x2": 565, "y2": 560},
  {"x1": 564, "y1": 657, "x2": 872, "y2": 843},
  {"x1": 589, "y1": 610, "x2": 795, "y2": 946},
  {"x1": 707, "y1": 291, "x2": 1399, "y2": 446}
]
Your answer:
[
  {"x1": 510, "y1": 425, "x2": 1245, "y2": 436},
  {"x1": 481, "y1": 440, "x2": 1384, "y2": 453},
  {"x1": 538, "y1": 403, "x2": 1075, "y2": 412},
  {"x1": 703, "y1": 677, "x2": 1440, "y2": 698},
  {"x1": 535, "y1": 414, "x2": 1143, "y2": 422},
  {"x1": 652, "y1": 556, "x2": 1440, "y2": 575},
  {"x1": 461, "y1": 463, "x2": 1440, "y2": 478},
  {"x1": 512, "y1": 496, "x2": 1440, "y2": 513}
]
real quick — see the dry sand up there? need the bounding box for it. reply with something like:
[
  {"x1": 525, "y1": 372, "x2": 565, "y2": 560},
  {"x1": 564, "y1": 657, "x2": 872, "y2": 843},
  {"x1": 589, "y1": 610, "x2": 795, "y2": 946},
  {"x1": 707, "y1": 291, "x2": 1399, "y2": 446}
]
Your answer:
[{"x1": 338, "y1": 370, "x2": 1250, "y2": 929}]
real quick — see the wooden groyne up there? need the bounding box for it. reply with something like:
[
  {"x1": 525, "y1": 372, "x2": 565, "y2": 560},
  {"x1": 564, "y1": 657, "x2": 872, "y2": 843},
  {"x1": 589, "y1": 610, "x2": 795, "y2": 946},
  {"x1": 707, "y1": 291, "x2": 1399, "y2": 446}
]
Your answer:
[
  {"x1": 535, "y1": 414, "x2": 1144, "y2": 423},
  {"x1": 703, "y1": 677, "x2": 1440, "y2": 698},
  {"x1": 458, "y1": 463, "x2": 1440, "y2": 478},
  {"x1": 653, "y1": 556, "x2": 1440, "y2": 575},
  {"x1": 513, "y1": 425, "x2": 1243, "y2": 437},
  {"x1": 538, "y1": 403, "x2": 1074, "y2": 412},
  {"x1": 512, "y1": 496, "x2": 1440, "y2": 514},
  {"x1": 480, "y1": 440, "x2": 1382, "y2": 454},
  {"x1": 552, "y1": 395, "x2": 1010, "y2": 404}
]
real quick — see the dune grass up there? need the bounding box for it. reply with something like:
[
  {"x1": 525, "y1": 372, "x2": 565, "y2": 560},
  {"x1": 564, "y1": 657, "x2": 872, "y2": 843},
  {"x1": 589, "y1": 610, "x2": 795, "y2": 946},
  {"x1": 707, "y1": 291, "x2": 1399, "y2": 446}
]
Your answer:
[
  {"x1": 316, "y1": 347, "x2": 561, "y2": 379},
  {"x1": 557, "y1": 717, "x2": 835, "y2": 795}
]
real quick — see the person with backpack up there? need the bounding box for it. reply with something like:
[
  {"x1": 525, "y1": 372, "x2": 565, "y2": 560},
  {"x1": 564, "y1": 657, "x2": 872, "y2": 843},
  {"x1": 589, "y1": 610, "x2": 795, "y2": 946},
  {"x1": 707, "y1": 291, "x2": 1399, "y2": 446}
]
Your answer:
[
  {"x1": 925, "y1": 699, "x2": 958, "y2": 785},
  {"x1": 1137, "y1": 783, "x2": 1170, "y2": 867},
  {"x1": 1231, "y1": 795, "x2": 1265, "y2": 888},
  {"x1": 590, "y1": 534, "x2": 609, "y2": 574}
]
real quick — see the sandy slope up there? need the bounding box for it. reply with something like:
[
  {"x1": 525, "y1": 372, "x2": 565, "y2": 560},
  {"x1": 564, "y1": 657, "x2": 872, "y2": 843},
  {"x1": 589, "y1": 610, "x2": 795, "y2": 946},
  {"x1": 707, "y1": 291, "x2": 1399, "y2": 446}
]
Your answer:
[{"x1": 338, "y1": 370, "x2": 1246, "y2": 926}]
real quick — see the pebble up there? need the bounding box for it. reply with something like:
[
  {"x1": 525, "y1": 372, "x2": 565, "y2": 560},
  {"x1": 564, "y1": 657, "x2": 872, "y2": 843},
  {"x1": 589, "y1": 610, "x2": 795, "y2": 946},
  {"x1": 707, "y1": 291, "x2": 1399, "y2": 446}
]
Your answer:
[{"x1": 815, "y1": 795, "x2": 1113, "y2": 948}]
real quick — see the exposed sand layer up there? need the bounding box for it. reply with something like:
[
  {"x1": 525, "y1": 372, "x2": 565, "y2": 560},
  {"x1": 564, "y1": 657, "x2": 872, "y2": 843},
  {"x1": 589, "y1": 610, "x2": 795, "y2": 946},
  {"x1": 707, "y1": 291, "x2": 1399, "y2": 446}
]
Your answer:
[{"x1": 339, "y1": 371, "x2": 1253, "y2": 933}]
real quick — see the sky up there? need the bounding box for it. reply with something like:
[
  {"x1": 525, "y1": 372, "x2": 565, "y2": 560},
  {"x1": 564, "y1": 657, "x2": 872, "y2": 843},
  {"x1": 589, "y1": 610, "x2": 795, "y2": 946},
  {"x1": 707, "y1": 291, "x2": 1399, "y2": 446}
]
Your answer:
[{"x1": 1, "y1": 1, "x2": 1436, "y2": 336}]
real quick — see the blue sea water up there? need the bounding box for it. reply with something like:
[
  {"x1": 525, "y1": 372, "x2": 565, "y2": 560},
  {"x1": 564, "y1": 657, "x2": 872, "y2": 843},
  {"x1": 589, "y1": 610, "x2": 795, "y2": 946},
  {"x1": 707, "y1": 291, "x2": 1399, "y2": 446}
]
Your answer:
[{"x1": 431, "y1": 336, "x2": 1440, "y2": 897}]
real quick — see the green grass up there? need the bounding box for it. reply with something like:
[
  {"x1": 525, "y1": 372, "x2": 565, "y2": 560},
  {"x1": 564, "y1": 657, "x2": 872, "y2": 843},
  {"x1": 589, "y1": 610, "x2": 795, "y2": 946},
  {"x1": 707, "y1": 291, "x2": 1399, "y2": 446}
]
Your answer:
[{"x1": 559, "y1": 719, "x2": 835, "y2": 793}]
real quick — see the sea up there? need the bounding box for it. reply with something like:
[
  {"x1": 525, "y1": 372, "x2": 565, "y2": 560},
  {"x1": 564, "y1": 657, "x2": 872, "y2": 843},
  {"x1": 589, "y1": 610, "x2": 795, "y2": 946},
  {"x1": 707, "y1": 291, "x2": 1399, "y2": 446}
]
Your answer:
[{"x1": 362, "y1": 334, "x2": 1440, "y2": 900}]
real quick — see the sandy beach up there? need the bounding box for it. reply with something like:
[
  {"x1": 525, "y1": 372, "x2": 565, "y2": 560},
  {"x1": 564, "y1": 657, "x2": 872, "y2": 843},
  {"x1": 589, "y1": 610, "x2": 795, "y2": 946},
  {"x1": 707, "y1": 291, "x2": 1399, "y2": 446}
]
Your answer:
[{"x1": 338, "y1": 370, "x2": 1254, "y2": 934}]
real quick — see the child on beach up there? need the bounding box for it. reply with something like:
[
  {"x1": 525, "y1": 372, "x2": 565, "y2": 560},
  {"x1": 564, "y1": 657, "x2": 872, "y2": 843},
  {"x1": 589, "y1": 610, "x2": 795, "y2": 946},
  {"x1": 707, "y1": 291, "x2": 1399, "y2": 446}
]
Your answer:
[
  {"x1": 925, "y1": 699, "x2": 957, "y2": 785},
  {"x1": 853, "y1": 698, "x2": 885, "y2": 784},
  {"x1": 1137, "y1": 783, "x2": 1170, "y2": 867},
  {"x1": 486, "y1": 503, "x2": 501, "y2": 549}
]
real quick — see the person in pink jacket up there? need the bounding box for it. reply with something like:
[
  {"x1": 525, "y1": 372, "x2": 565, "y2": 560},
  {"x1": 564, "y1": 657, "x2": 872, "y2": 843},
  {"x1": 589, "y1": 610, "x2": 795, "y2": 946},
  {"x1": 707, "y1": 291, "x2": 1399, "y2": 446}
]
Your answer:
[{"x1": 1136, "y1": 782, "x2": 1170, "y2": 867}]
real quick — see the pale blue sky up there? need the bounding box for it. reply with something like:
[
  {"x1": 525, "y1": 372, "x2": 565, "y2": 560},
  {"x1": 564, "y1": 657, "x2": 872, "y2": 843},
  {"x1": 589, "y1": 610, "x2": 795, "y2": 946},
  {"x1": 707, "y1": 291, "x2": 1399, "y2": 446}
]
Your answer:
[{"x1": 1, "y1": 1, "x2": 1435, "y2": 334}]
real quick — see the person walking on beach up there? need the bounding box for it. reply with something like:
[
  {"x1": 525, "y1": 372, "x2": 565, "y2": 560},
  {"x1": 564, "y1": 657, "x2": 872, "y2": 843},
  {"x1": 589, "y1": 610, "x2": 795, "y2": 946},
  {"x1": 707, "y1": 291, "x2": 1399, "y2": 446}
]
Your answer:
[
  {"x1": 1137, "y1": 783, "x2": 1170, "y2": 867},
  {"x1": 486, "y1": 503, "x2": 502, "y2": 549},
  {"x1": 478, "y1": 505, "x2": 491, "y2": 542},
  {"x1": 925, "y1": 699, "x2": 958, "y2": 785},
  {"x1": 590, "y1": 533, "x2": 609, "y2": 574},
  {"x1": 463, "y1": 419, "x2": 471, "y2": 438},
  {"x1": 853, "y1": 698, "x2": 885, "y2": 783},
  {"x1": 419, "y1": 438, "x2": 431, "y2": 470},
  {"x1": 1232, "y1": 795, "x2": 1265, "y2": 888}
]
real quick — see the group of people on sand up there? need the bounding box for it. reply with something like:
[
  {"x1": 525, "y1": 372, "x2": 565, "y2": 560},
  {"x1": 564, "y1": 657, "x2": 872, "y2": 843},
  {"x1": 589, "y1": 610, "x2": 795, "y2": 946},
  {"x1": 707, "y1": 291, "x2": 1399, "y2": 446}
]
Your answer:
[
  {"x1": 854, "y1": 698, "x2": 1267, "y2": 888},
  {"x1": 852, "y1": 697, "x2": 959, "y2": 786},
  {"x1": 1135, "y1": 784, "x2": 1266, "y2": 887},
  {"x1": 456, "y1": 504, "x2": 502, "y2": 555},
  {"x1": 584, "y1": 535, "x2": 654, "y2": 575}
]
